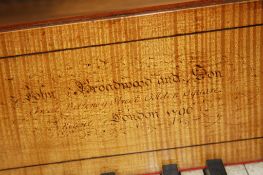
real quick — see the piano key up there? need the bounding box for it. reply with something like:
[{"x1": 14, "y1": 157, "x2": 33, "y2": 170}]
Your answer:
[
  {"x1": 181, "y1": 169, "x2": 204, "y2": 175},
  {"x1": 225, "y1": 165, "x2": 248, "y2": 175},
  {"x1": 162, "y1": 164, "x2": 180, "y2": 175},
  {"x1": 245, "y1": 162, "x2": 263, "y2": 175},
  {"x1": 203, "y1": 168, "x2": 211, "y2": 175},
  {"x1": 204, "y1": 159, "x2": 227, "y2": 175},
  {"x1": 101, "y1": 172, "x2": 116, "y2": 175}
]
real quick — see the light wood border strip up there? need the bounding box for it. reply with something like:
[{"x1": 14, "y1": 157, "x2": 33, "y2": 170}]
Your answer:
[
  {"x1": 0, "y1": 138, "x2": 261, "y2": 175},
  {"x1": 0, "y1": 0, "x2": 262, "y2": 58}
]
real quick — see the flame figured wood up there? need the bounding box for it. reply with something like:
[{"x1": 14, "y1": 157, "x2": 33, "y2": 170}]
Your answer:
[
  {"x1": 0, "y1": 139, "x2": 262, "y2": 175},
  {"x1": 1, "y1": 0, "x2": 263, "y2": 58},
  {"x1": 0, "y1": 0, "x2": 262, "y2": 175}
]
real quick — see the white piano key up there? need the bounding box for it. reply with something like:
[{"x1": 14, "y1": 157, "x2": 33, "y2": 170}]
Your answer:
[
  {"x1": 181, "y1": 169, "x2": 204, "y2": 175},
  {"x1": 225, "y1": 164, "x2": 248, "y2": 175},
  {"x1": 245, "y1": 162, "x2": 263, "y2": 175}
]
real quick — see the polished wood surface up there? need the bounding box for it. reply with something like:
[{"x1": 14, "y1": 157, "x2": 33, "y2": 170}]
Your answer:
[
  {"x1": 0, "y1": 0, "x2": 236, "y2": 31},
  {"x1": 0, "y1": 0, "x2": 200, "y2": 25},
  {"x1": 1, "y1": 1, "x2": 262, "y2": 58},
  {"x1": 0, "y1": 0, "x2": 262, "y2": 174}
]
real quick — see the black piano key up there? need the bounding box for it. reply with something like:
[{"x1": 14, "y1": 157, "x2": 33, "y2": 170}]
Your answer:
[
  {"x1": 204, "y1": 159, "x2": 227, "y2": 175},
  {"x1": 101, "y1": 172, "x2": 115, "y2": 175},
  {"x1": 162, "y1": 164, "x2": 180, "y2": 175}
]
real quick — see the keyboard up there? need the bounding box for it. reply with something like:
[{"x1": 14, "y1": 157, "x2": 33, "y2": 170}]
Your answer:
[{"x1": 101, "y1": 160, "x2": 263, "y2": 175}]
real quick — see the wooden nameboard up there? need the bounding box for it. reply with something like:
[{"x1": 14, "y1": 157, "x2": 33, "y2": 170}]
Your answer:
[{"x1": 0, "y1": 0, "x2": 262, "y2": 174}]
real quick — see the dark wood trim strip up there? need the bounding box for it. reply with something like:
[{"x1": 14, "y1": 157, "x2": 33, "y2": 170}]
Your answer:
[{"x1": 0, "y1": 0, "x2": 247, "y2": 32}]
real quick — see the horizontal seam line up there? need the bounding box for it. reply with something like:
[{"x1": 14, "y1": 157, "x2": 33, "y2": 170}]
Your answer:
[
  {"x1": 0, "y1": 23, "x2": 262, "y2": 59},
  {"x1": 0, "y1": 136, "x2": 262, "y2": 172}
]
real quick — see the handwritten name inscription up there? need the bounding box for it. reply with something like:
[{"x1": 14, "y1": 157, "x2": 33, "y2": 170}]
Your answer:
[
  {"x1": 4, "y1": 61, "x2": 224, "y2": 139},
  {"x1": 23, "y1": 64, "x2": 222, "y2": 101},
  {"x1": 1, "y1": 48, "x2": 259, "y2": 142}
]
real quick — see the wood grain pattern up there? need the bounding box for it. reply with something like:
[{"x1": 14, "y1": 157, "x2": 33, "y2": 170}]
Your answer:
[
  {"x1": 0, "y1": 139, "x2": 262, "y2": 175},
  {"x1": 0, "y1": 0, "x2": 262, "y2": 57},
  {"x1": 0, "y1": 0, "x2": 262, "y2": 174},
  {"x1": 0, "y1": 0, "x2": 208, "y2": 28}
]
